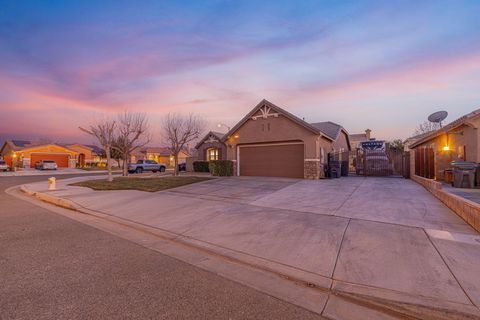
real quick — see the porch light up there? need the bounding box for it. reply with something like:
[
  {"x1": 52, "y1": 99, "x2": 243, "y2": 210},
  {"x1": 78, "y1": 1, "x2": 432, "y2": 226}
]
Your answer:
[
  {"x1": 234, "y1": 134, "x2": 239, "y2": 139},
  {"x1": 12, "y1": 152, "x2": 17, "y2": 158},
  {"x1": 443, "y1": 145, "x2": 450, "y2": 151}
]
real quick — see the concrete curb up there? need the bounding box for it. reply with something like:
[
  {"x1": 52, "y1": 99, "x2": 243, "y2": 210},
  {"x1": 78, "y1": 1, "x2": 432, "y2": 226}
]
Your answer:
[
  {"x1": 19, "y1": 183, "x2": 480, "y2": 319},
  {"x1": 20, "y1": 184, "x2": 80, "y2": 210}
]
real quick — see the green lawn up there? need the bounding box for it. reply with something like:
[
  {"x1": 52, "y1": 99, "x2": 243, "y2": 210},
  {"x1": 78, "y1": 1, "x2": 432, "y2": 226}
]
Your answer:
[
  {"x1": 70, "y1": 176, "x2": 212, "y2": 192},
  {"x1": 79, "y1": 167, "x2": 121, "y2": 171}
]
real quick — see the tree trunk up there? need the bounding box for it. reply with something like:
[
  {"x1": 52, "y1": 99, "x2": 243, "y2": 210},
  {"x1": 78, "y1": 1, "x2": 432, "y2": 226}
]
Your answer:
[
  {"x1": 123, "y1": 152, "x2": 129, "y2": 176},
  {"x1": 105, "y1": 147, "x2": 113, "y2": 182},
  {"x1": 174, "y1": 153, "x2": 179, "y2": 176}
]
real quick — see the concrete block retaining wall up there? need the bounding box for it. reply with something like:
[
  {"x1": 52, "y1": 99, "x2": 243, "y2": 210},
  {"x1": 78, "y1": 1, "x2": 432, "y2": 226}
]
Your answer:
[{"x1": 412, "y1": 175, "x2": 480, "y2": 232}]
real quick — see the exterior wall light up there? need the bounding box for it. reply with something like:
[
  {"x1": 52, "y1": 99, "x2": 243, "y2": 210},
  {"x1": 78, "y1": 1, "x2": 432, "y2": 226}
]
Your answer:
[
  {"x1": 443, "y1": 145, "x2": 450, "y2": 151},
  {"x1": 234, "y1": 134, "x2": 239, "y2": 139}
]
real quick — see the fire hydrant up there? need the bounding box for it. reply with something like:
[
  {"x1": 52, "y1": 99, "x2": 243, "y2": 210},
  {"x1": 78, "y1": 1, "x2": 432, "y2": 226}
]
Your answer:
[{"x1": 48, "y1": 177, "x2": 56, "y2": 190}]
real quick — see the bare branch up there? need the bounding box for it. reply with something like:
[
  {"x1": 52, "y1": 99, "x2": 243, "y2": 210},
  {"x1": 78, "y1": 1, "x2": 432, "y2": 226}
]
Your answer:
[
  {"x1": 161, "y1": 113, "x2": 206, "y2": 176},
  {"x1": 413, "y1": 121, "x2": 441, "y2": 136},
  {"x1": 113, "y1": 111, "x2": 150, "y2": 176},
  {"x1": 79, "y1": 116, "x2": 116, "y2": 182}
]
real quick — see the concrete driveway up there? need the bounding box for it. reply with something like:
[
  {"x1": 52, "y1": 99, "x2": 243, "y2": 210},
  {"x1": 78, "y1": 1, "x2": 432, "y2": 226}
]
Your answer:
[{"x1": 21, "y1": 176, "x2": 480, "y2": 318}]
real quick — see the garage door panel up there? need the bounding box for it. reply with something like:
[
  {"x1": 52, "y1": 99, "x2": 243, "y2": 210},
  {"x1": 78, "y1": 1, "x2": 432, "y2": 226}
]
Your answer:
[
  {"x1": 240, "y1": 144, "x2": 304, "y2": 178},
  {"x1": 30, "y1": 154, "x2": 69, "y2": 167}
]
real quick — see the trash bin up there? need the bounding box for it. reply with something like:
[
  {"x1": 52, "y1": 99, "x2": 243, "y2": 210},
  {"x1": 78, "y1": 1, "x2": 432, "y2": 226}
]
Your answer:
[
  {"x1": 329, "y1": 161, "x2": 341, "y2": 178},
  {"x1": 451, "y1": 161, "x2": 477, "y2": 188}
]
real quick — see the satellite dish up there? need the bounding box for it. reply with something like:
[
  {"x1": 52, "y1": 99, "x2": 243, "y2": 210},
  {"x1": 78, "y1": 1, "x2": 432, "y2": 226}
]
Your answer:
[{"x1": 428, "y1": 111, "x2": 448, "y2": 126}]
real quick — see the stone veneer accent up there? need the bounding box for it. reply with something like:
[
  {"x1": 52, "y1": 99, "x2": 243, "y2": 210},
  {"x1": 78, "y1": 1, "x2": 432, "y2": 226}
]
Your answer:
[
  {"x1": 304, "y1": 160, "x2": 324, "y2": 179},
  {"x1": 412, "y1": 175, "x2": 480, "y2": 232}
]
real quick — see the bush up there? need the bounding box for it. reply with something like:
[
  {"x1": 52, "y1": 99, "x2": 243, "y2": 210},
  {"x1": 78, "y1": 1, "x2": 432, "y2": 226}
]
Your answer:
[
  {"x1": 209, "y1": 160, "x2": 234, "y2": 176},
  {"x1": 193, "y1": 161, "x2": 210, "y2": 172}
]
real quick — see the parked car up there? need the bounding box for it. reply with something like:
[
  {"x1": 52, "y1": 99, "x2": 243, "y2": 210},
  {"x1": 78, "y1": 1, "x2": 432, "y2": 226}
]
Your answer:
[
  {"x1": 355, "y1": 154, "x2": 393, "y2": 176},
  {"x1": 0, "y1": 160, "x2": 9, "y2": 172},
  {"x1": 178, "y1": 162, "x2": 186, "y2": 172},
  {"x1": 127, "y1": 160, "x2": 166, "y2": 174},
  {"x1": 35, "y1": 160, "x2": 58, "y2": 170}
]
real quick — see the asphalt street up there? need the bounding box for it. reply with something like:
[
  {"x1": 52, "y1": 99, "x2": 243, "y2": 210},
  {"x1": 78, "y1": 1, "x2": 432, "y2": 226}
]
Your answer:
[{"x1": 0, "y1": 174, "x2": 323, "y2": 320}]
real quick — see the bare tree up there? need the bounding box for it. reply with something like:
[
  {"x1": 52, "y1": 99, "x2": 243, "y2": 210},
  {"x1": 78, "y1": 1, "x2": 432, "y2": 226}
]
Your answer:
[
  {"x1": 113, "y1": 111, "x2": 150, "y2": 176},
  {"x1": 162, "y1": 113, "x2": 206, "y2": 176},
  {"x1": 79, "y1": 118, "x2": 116, "y2": 182},
  {"x1": 413, "y1": 121, "x2": 441, "y2": 136}
]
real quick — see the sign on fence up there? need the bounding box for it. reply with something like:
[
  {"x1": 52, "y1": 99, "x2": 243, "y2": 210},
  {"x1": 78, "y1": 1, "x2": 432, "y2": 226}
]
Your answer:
[{"x1": 359, "y1": 140, "x2": 385, "y2": 151}]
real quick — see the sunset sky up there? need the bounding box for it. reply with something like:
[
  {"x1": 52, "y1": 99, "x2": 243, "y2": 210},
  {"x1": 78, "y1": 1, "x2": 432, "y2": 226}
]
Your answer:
[{"x1": 1, "y1": 1, "x2": 480, "y2": 145}]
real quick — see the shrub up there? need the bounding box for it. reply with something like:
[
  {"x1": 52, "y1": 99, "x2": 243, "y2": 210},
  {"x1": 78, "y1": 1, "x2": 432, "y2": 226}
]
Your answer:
[
  {"x1": 193, "y1": 161, "x2": 210, "y2": 172},
  {"x1": 209, "y1": 160, "x2": 234, "y2": 176}
]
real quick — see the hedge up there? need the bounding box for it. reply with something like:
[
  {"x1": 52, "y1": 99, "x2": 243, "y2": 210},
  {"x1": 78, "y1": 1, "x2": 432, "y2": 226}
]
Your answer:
[
  {"x1": 193, "y1": 161, "x2": 210, "y2": 172},
  {"x1": 209, "y1": 160, "x2": 234, "y2": 176}
]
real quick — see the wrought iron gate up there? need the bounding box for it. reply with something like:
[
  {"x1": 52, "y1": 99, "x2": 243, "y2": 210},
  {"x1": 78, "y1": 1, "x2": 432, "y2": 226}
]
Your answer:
[{"x1": 329, "y1": 149, "x2": 409, "y2": 178}]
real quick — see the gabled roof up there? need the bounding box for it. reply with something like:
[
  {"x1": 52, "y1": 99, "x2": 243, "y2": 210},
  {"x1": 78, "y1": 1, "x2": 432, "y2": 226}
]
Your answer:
[
  {"x1": 350, "y1": 133, "x2": 367, "y2": 140},
  {"x1": 310, "y1": 121, "x2": 342, "y2": 140},
  {"x1": 144, "y1": 147, "x2": 171, "y2": 156},
  {"x1": 18, "y1": 143, "x2": 78, "y2": 154},
  {"x1": 11, "y1": 140, "x2": 32, "y2": 148},
  {"x1": 84, "y1": 144, "x2": 104, "y2": 155},
  {"x1": 222, "y1": 99, "x2": 334, "y2": 142},
  {"x1": 195, "y1": 131, "x2": 226, "y2": 149},
  {"x1": 1, "y1": 140, "x2": 41, "y2": 153},
  {"x1": 310, "y1": 121, "x2": 351, "y2": 150},
  {"x1": 409, "y1": 108, "x2": 480, "y2": 148}
]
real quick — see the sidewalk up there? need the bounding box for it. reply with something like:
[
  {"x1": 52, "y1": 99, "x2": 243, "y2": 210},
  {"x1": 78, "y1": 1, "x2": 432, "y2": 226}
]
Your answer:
[
  {"x1": 19, "y1": 176, "x2": 480, "y2": 319},
  {"x1": 0, "y1": 168, "x2": 115, "y2": 177}
]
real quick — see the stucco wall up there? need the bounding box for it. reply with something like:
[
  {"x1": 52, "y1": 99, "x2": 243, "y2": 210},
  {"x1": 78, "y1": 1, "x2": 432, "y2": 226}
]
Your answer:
[
  {"x1": 197, "y1": 141, "x2": 227, "y2": 161},
  {"x1": 68, "y1": 145, "x2": 93, "y2": 160},
  {"x1": 331, "y1": 131, "x2": 350, "y2": 152},
  {"x1": 225, "y1": 114, "x2": 325, "y2": 160},
  {"x1": 411, "y1": 122, "x2": 479, "y2": 180}
]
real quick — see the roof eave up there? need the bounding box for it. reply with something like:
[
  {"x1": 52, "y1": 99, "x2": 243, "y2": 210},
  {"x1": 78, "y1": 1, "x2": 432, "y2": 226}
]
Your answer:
[{"x1": 221, "y1": 99, "x2": 329, "y2": 142}]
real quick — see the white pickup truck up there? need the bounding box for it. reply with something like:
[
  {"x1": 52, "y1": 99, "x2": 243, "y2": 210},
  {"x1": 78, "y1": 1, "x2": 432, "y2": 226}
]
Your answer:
[{"x1": 127, "y1": 160, "x2": 166, "y2": 174}]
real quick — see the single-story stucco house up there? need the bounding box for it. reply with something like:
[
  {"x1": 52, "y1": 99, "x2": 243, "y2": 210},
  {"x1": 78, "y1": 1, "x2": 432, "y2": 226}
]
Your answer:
[
  {"x1": 0, "y1": 140, "x2": 104, "y2": 168},
  {"x1": 196, "y1": 99, "x2": 350, "y2": 179},
  {"x1": 130, "y1": 147, "x2": 190, "y2": 167},
  {"x1": 409, "y1": 108, "x2": 480, "y2": 181}
]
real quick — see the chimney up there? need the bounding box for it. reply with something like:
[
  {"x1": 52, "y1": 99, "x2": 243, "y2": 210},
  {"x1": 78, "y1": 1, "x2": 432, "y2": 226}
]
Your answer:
[{"x1": 365, "y1": 129, "x2": 371, "y2": 140}]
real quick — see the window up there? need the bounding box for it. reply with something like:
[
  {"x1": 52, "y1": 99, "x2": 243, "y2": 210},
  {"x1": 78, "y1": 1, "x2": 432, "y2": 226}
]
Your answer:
[{"x1": 207, "y1": 148, "x2": 219, "y2": 161}]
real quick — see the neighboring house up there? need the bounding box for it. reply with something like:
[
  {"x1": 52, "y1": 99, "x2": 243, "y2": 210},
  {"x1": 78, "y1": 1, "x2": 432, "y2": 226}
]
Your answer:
[
  {"x1": 409, "y1": 108, "x2": 480, "y2": 181},
  {"x1": 0, "y1": 140, "x2": 105, "y2": 168},
  {"x1": 64, "y1": 144, "x2": 105, "y2": 166},
  {"x1": 130, "y1": 147, "x2": 189, "y2": 167},
  {"x1": 195, "y1": 131, "x2": 227, "y2": 161},
  {"x1": 0, "y1": 140, "x2": 78, "y2": 168},
  {"x1": 221, "y1": 99, "x2": 350, "y2": 179},
  {"x1": 349, "y1": 129, "x2": 373, "y2": 149}
]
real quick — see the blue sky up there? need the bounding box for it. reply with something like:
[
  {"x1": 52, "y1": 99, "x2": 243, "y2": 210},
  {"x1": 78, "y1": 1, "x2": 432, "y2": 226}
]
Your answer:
[{"x1": 1, "y1": 0, "x2": 480, "y2": 143}]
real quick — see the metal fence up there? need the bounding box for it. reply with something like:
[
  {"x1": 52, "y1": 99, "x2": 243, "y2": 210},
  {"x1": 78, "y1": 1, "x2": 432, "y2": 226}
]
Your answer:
[{"x1": 329, "y1": 149, "x2": 409, "y2": 178}]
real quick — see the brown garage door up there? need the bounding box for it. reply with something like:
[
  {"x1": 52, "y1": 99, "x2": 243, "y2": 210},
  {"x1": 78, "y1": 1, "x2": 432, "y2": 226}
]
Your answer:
[
  {"x1": 31, "y1": 153, "x2": 69, "y2": 168},
  {"x1": 239, "y1": 143, "x2": 304, "y2": 178}
]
